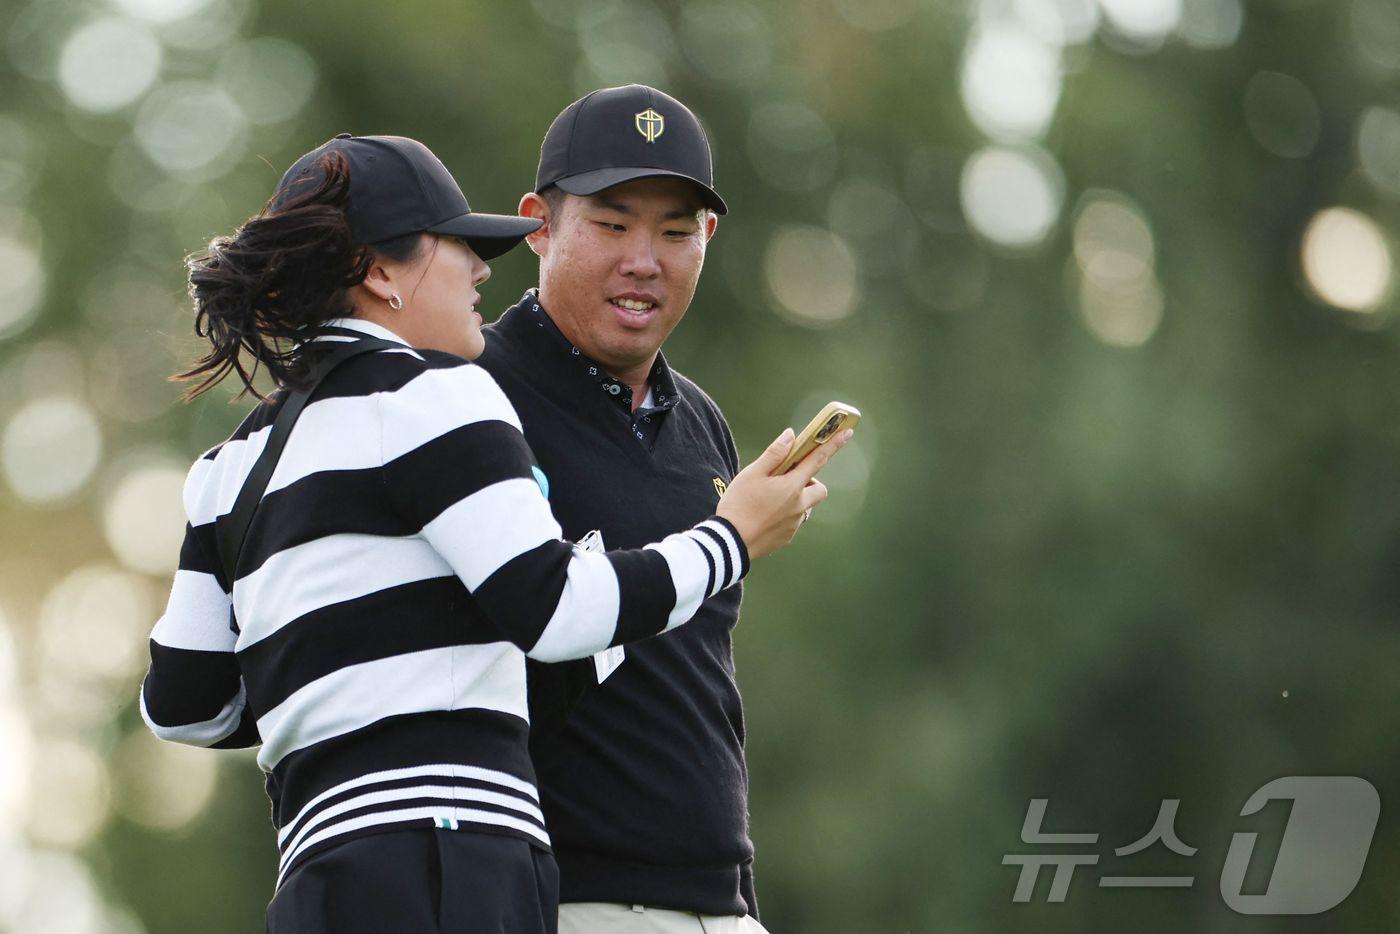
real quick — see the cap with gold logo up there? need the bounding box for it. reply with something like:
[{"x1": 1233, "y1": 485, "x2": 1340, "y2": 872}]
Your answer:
[{"x1": 535, "y1": 84, "x2": 728, "y2": 215}]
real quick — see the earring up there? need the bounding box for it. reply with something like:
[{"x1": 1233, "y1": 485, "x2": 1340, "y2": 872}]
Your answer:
[{"x1": 388, "y1": 294, "x2": 403, "y2": 311}]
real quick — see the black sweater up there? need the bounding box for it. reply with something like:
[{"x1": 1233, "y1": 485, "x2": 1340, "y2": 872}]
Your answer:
[{"x1": 479, "y1": 294, "x2": 758, "y2": 917}]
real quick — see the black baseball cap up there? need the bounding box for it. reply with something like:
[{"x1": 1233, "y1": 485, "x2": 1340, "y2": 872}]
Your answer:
[
  {"x1": 535, "y1": 85, "x2": 728, "y2": 215},
  {"x1": 273, "y1": 134, "x2": 541, "y2": 260}
]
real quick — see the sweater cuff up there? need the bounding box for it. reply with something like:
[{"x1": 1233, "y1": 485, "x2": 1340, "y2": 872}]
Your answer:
[{"x1": 698, "y1": 515, "x2": 750, "y2": 589}]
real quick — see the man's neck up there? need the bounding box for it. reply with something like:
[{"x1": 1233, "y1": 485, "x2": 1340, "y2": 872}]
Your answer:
[
  {"x1": 610, "y1": 362, "x2": 655, "y2": 411},
  {"x1": 533, "y1": 294, "x2": 656, "y2": 409}
]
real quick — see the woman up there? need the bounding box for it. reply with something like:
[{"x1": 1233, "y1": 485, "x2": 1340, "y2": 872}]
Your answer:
[{"x1": 139, "y1": 134, "x2": 847, "y2": 933}]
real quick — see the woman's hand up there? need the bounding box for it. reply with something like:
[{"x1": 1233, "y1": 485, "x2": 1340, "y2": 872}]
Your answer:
[{"x1": 716, "y1": 426, "x2": 854, "y2": 560}]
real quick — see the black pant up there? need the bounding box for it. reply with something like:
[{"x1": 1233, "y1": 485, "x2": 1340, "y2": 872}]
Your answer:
[{"x1": 266, "y1": 828, "x2": 559, "y2": 933}]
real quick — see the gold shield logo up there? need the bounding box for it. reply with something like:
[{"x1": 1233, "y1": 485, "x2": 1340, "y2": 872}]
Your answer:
[
  {"x1": 635, "y1": 109, "x2": 665, "y2": 143},
  {"x1": 713, "y1": 477, "x2": 727, "y2": 497}
]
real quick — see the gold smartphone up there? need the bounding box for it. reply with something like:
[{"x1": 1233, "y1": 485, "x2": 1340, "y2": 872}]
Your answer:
[{"x1": 775, "y1": 402, "x2": 861, "y2": 474}]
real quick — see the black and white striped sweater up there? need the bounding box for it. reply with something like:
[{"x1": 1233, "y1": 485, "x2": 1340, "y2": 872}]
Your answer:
[{"x1": 139, "y1": 317, "x2": 748, "y2": 887}]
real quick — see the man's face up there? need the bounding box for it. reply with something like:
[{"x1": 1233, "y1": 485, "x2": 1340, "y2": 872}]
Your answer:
[{"x1": 526, "y1": 176, "x2": 718, "y2": 375}]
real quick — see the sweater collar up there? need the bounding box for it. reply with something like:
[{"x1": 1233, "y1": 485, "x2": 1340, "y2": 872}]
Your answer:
[
  {"x1": 496, "y1": 290, "x2": 679, "y2": 414},
  {"x1": 313, "y1": 316, "x2": 414, "y2": 346}
]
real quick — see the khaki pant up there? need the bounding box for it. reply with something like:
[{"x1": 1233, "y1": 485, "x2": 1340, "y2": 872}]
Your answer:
[{"x1": 559, "y1": 902, "x2": 772, "y2": 933}]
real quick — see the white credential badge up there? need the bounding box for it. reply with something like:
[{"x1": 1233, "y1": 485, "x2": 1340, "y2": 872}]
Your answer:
[{"x1": 579, "y1": 529, "x2": 625, "y2": 682}]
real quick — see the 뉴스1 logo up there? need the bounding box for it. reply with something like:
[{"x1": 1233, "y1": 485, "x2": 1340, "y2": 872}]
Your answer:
[
  {"x1": 1003, "y1": 775, "x2": 1380, "y2": 915},
  {"x1": 635, "y1": 108, "x2": 664, "y2": 143},
  {"x1": 1220, "y1": 776, "x2": 1379, "y2": 915}
]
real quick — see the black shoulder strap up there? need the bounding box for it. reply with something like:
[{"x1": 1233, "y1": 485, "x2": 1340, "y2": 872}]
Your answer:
[{"x1": 217, "y1": 337, "x2": 404, "y2": 593}]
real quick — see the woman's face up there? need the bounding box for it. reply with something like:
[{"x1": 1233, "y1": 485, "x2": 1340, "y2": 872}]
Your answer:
[{"x1": 363, "y1": 234, "x2": 491, "y2": 360}]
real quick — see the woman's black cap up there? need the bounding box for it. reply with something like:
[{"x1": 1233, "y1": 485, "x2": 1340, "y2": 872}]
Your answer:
[
  {"x1": 535, "y1": 85, "x2": 728, "y2": 215},
  {"x1": 272, "y1": 134, "x2": 542, "y2": 260}
]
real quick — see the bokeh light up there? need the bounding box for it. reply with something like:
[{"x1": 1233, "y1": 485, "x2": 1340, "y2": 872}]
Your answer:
[
  {"x1": 57, "y1": 18, "x2": 163, "y2": 114},
  {"x1": 89, "y1": 341, "x2": 178, "y2": 425},
  {"x1": 1243, "y1": 71, "x2": 1321, "y2": 159},
  {"x1": 103, "y1": 463, "x2": 188, "y2": 576},
  {"x1": 0, "y1": 117, "x2": 36, "y2": 204},
  {"x1": 747, "y1": 102, "x2": 839, "y2": 193},
  {"x1": 0, "y1": 611, "x2": 32, "y2": 831},
  {"x1": 153, "y1": 0, "x2": 250, "y2": 51},
  {"x1": 959, "y1": 145, "x2": 1063, "y2": 248},
  {"x1": 827, "y1": 176, "x2": 920, "y2": 274},
  {"x1": 0, "y1": 608, "x2": 15, "y2": 695},
  {"x1": 1078, "y1": 271, "x2": 1165, "y2": 347},
  {"x1": 133, "y1": 80, "x2": 247, "y2": 176},
  {"x1": 0, "y1": 703, "x2": 33, "y2": 827},
  {"x1": 112, "y1": 0, "x2": 218, "y2": 24},
  {"x1": 1300, "y1": 207, "x2": 1393, "y2": 313},
  {"x1": 1073, "y1": 191, "x2": 1165, "y2": 347},
  {"x1": 0, "y1": 833, "x2": 32, "y2": 924},
  {"x1": 808, "y1": 436, "x2": 871, "y2": 525},
  {"x1": 31, "y1": 669, "x2": 123, "y2": 734},
  {"x1": 106, "y1": 141, "x2": 185, "y2": 213},
  {"x1": 216, "y1": 38, "x2": 317, "y2": 126},
  {"x1": 960, "y1": 24, "x2": 1062, "y2": 142},
  {"x1": 575, "y1": 0, "x2": 675, "y2": 89},
  {"x1": 26, "y1": 737, "x2": 111, "y2": 850},
  {"x1": 827, "y1": 178, "x2": 903, "y2": 235},
  {"x1": 2, "y1": 398, "x2": 102, "y2": 506},
  {"x1": 1177, "y1": 0, "x2": 1244, "y2": 49},
  {"x1": 40, "y1": 565, "x2": 155, "y2": 688},
  {"x1": 14, "y1": 341, "x2": 87, "y2": 402},
  {"x1": 1350, "y1": 0, "x2": 1400, "y2": 71},
  {"x1": 6, "y1": 1, "x2": 75, "y2": 83},
  {"x1": 5, "y1": 850, "x2": 107, "y2": 934},
  {"x1": 1097, "y1": 0, "x2": 1183, "y2": 46},
  {"x1": 679, "y1": 1, "x2": 771, "y2": 87},
  {"x1": 764, "y1": 226, "x2": 860, "y2": 326},
  {"x1": 113, "y1": 729, "x2": 219, "y2": 832},
  {"x1": 1006, "y1": 0, "x2": 1100, "y2": 47},
  {"x1": 1073, "y1": 192, "x2": 1155, "y2": 289},
  {"x1": 1357, "y1": 107, "x2": 1400, "y2": 198},
  {"x1": 0, "y1": 224, "x2": 45, "y2": 339}
]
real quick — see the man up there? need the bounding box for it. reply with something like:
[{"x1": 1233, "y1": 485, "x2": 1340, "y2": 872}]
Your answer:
[{"x1": 477, "y1": 85, "x2": 787, "y2": 933}]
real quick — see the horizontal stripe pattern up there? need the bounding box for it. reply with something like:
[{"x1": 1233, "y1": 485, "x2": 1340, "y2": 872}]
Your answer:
[
  {"x1": 238, "y1": 576, "x2": 500, "y2": 715},
  {"x1": 256, "y1": 643, "x2": 527, "y2": 770},
  {"x1": 140, "y1": 673, "x2": 248, "y2": 747},
  {"x1": 151, "y1": 569, "x2": 231, "y2": 651},
  {"x1": 278, "y1": 761, "x2": 541, "y2": 849},
  {"x1": 232, "y1": 532, "x2": 452, "y2": 648},
  {"x1": 268, "y1": 708, "x2": 534, "y2": 829},
  {"x1": 140, "y1": 320, "x2": 750, "y2": 881},
  {"x1": 277, "y1": 802, "x2": 550, "y2": 889},
  {"x1": 417, "y1": 477, "x2": 562, "y2": 591},
  {"x1": 274, "y1": 761, "x2": 550, "y2": 884},
  {"x1": 643, "y1": 522, "x2": 748, "y2": 631},
  {"x1": 527, "y1": 547, "x2": 621, "y2": 662}
]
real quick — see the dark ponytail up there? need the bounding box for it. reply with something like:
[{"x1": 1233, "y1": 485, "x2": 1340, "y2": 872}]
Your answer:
[{"x1": 174, "y1": 152, "x2": 417, "y2": 402}]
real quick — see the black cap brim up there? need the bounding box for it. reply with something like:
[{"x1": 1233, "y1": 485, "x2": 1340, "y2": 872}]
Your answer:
[
  {"x1": 552, "y1": 167, "x2": 728, "y2": 215},
  {"x1": 427, "y1": 212, "x2": 543, "y2": 261}
]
